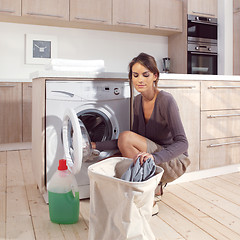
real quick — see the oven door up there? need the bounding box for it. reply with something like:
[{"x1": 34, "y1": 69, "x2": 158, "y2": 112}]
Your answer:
[{"x1": 188, "y1": 52, "x2": 217, "y2": 75}]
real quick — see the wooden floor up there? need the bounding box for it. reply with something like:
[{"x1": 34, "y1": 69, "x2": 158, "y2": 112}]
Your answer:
[{"x1": 1, "y1": 149, "x2": 240, "y2": 240}]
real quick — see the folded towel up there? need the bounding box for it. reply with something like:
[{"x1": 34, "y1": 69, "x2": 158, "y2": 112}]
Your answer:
[
  {"x1": 45, "y1": 58, "x2": 105, "y2": 72},
  {"x1": 45, "y1": 65, "x2": 105, "y2": 72},
  {"x1": 121, "y1": 157, "x2": 156, "y2": 182},
  {"x1": 49, "y1": 58, "x2": 104, "y2": 67}
]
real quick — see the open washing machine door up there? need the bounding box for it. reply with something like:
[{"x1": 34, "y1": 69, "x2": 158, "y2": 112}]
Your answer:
[{"x1": 62, "y1": 108, "x2": 97, "y2": 175}]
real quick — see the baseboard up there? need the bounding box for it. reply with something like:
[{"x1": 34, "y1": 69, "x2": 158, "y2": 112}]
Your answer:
[
  {"x1": 169, "y1": 164, "x2": 240, "y2": 185},
  {"x1": 0, "y1": 142, "x2": 32, "y2": 151}
]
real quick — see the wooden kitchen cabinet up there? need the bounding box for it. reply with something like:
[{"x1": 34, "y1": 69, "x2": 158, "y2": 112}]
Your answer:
[
  {"x1": 0, "y1": 0, "x2": 21, "y2": 16},
  {"x1": 70, "y1": 0, "x2": 111, "y2": 25},
  {"x1": 22, "y1": 0, "x2": 69, "y2": 21},
  {"x1": 150, "y1": 0, "x2": 182, "y2": 33},
  {"x1": 188, "y1": 0, "x2": 218, "y2": 17},
  {"x1": 200, "y1": 80, "x2": 240, "y2": 170},
  {"x1": 233, "y1": 1, "x2": 240, "y2": 75},
  {"x1": 158, "y1": 80, "x2": 200, "y2": 172},
  {"x1": 113, "y1": 0, "x2": 149, "y2": 28},
  {"x1": 22, "y1": 82, "x2": 32, "y2": 142},
  {"x1": 0, "y1": 83, "x2": 22, "y2": 144}
]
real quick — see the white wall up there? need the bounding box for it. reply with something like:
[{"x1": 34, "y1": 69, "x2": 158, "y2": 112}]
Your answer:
[
  {"x1": 218, "y1": 0, "x2": 233, "y2": 75},
  {"x1": 0, "y1": 22, "x2": 168, "y2": 80}
]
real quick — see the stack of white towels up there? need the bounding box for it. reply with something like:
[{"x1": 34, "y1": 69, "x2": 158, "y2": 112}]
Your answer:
[{"x1": 45, "y1": 58, "x2": 105, "y2": 72}]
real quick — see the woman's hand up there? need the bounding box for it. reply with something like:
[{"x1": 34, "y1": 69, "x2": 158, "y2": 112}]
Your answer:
[
  {"x1": 91, "y1": 142, "x2": 96, "y2": 149},
  {"x1": 134, "y1": 152, "x2": 154, "y2": 165}
]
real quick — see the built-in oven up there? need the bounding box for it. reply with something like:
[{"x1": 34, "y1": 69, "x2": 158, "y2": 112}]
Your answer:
[
  {"x1": 187, "y1": 14, "x2": 218, "y2": 75},
  {"x1": 188, "y1": 41, "x2": 217, "y2": 75}
]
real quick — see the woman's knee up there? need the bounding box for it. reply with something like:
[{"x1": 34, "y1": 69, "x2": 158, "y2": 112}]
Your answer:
[{"x1": 118, "y1": 131, "x2": 133, "y2": 146}]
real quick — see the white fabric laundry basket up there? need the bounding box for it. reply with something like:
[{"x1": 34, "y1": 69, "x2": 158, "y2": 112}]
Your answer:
[{"x1": 88, "y1": 157, "x2": 164, "y2": 240}]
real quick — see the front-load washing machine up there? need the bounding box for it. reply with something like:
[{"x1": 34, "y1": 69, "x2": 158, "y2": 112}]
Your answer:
[{"x1": 46, "y1": 80, "x2": 131, "y2": 199}]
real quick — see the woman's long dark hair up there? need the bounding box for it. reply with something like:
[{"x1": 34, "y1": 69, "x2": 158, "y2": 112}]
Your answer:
[{"x1": 128, "y1": 52, "x2": 159, "y2": 87}]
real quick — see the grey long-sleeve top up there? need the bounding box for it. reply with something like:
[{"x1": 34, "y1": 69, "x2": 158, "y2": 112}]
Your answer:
[
  {"x1": 96, "y1": 90, "x2": 188, "y2": 165},
  {"x1": 132, "y1": 91, "x2": 188, "y2": 165}
]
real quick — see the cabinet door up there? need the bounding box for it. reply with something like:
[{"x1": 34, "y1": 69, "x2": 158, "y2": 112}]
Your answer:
[
  {"x1": 70, "y1": 0, "x2": 111, "y2": 25},
  {"x1": 201, "y1": 81, "x2": 240, "y2": 111},
  {"x1": 158, "y1": 80, "x2": 200, "y2": 172},
  {"x1": 23, "y1": 83, "x2": 32, "y2": 142},
  {"x1": 150, "y1": 0, "x2": 182, "y2": 32},
  {"x1": 0, "y1": 83, "x2": 22, "y2": 144},
  {"x1": 233, "y1": 10, "x2": 240, "y2": 75},
  {"x1": 22, "y1": 0, "x2": 69, "y2": 21},
  {"x1": 113, "y1": 0, "x2": 149, "y2": 28},
  {"x1": 234, "y1": 0, "x2": 240, "y2": 10},
  {"x1": 188, "y1": 0, "x2": 218, "y2": 17},
  {"x1": 0, "y1": 0, "x2": 21, "y2": 16}
]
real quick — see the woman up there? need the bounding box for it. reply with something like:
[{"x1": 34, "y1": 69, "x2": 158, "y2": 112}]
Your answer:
[{"x1": 92, "y1": 52, "x2": 190, "y2": 194}]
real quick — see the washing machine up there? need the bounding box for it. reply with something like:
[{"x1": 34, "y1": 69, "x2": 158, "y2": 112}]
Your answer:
[{"x1": 46, "y1": 80, "x2": 131, "y2": 199}]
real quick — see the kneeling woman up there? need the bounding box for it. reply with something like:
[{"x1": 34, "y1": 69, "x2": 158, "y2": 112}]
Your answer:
[{"x1": 92, "y1": 52, "x2": 190, "y2": 193}]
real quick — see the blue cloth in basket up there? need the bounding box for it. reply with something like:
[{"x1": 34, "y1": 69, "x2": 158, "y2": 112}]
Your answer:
[{"x1": 121, "y1": 157, "x2": 156, "y2": 182}]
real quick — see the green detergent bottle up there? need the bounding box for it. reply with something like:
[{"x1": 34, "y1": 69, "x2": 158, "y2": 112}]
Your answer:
[{"x1": 48, "y1": 159, "x2": 79, "y2": 224}]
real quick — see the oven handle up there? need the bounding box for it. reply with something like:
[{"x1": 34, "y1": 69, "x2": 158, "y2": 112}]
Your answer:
[
  {"x1": 189, "y1": 51, "x2": 217, "y2": 56},
  {"x1": 190, "y1": 20, "x2": 217, "y2": 26}
]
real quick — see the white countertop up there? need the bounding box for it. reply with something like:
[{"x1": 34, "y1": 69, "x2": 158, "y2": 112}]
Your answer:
[
  {"x1": 0, "y1": 78, "x2": 31, "y2": 83},
  {"x1": 159, "y1": 73, "x2": 240, "y2": 81},
  {"x1": 1, "y1": 72, "x2": 240, "y2": 82}
]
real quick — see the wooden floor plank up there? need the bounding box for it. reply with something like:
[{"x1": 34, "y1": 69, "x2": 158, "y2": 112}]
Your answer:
[
  {"x1": 157, "y1": 201, "x2": 215, "y2": 240},
  {"x1": 194, "y1": 178, "x2": 240, "y2": 206},
  {"x1": 0, "y1": 151, "x2": 7, "y2": 239},
  {"x1": 217, "y1": 173, "x2": 240, "y2": 186},
  {"x1": 6, "y1": 150, "x2": 35, "y2": 239},
  {"x1": 150, "y1": 215, "x2": 184, "y2": 240},
  {"x1": 162, "y1": 190, "x2": 239, "y2": 240},
  {"x1": 7, "y1": 151, "x2": 24, "y2": 187},
  {"x1": 180, "y1": 181, "x2": 240, "y2": 219},
  {"x1": 166, "y1": 184, "x2": 240, "y2": 237},
  {"x1": 6, "y1": 215, "x2": 35, "y2": 240}
]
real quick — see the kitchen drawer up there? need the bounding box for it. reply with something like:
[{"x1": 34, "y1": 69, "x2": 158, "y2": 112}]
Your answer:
[
  {"x1": 201, "y1": 110, "x2": 240, "y2": 140},
  {"x1": 201, "y1": 81, "x2": 240, "y2": 110},
  {"x1": 200, "y1": 136, "x2": 240, "y2": 169}
]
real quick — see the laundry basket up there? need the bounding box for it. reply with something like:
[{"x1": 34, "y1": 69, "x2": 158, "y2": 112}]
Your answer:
[{"x1": 88, "y1": 157, "x2": 164, "y2": 240}]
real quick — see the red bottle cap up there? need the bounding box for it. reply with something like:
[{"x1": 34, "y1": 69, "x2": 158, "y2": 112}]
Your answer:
[{"x1": 58, "y1": 159, "x2": 68, "y2": 171}]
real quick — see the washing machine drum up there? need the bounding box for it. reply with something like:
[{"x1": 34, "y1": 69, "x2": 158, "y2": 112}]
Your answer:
[
  {"x1": 77, "y1": 109, "x2": 112, "y2": 142},
  {"x1": 62, "y1": 108, "x2": 94, "y2": 175}
]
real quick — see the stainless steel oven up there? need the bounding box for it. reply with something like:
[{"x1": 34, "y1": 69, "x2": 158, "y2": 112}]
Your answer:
[
  {"x1": 188, "y1": 41, "x2": 217, "y2": 75},
  {"x1": 187, "y1": 14, "x2": 218, "y2": 75}
]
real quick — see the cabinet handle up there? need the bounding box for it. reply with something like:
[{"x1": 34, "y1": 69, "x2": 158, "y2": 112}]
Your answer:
[
  {"x1": 192, "y1": 11, "x2": 215, "y2": 16},
  {"x1": 154, "y1": 25, "x2": 179, "y2": 30},
  {"x1": 208, "y1": 86, "x2": 240, "y2": 89},
  {"x1": 0, "y1": 9, "x2": 15, "y2": 13},
  {"x1": 75, "y1": 17, "x2": 107, "y2": 23},
  {"x1": 234, "y1": 7, "x2": 240, "y2": 13},
  {"x1": 0, "y1": 84, "x2": 16, "y2": 87},
  {"x1": 208, "y1": 113, "x2": 240, "y2": 118},
  {"x1": 117, "y1": 21, "x2": 146, "y2": 27},
  {"x1": 208, "y1": 141, "x2": 240, "y2": 148},
  {"x1": 26, "y1": 12, "x2": 64, "y2": 18},
  {"x1": 158, "y1": 85, "x2": 196, "y2": 89}
]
